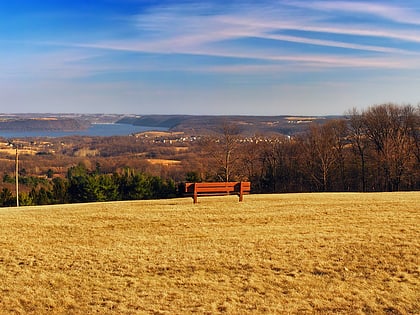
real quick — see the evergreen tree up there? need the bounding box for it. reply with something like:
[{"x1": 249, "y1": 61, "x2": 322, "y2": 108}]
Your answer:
[{"x1": 0, "y1": 188, "x2": 15, "y2": 207}]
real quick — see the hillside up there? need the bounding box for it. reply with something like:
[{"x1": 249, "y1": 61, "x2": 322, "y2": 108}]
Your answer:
[
  {"x1": 0, "y1": 113, "x2": 130, "y2": 133},
  {"x1": 0, "y1": 192, "x2": 418, "y2": 314},
  {"x1": 0, "y1": 113, "x2": 342, "y2": 136},
  {"x1": 118, "y1": 114, "x2": 339, "y2": 136},
  {"x1": 0, "y1": 118, "x2": 90, "y2": 132}
]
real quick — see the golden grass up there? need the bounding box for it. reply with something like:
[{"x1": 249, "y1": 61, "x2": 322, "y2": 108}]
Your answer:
[
  {"x1": 136, "y1": 131, "x2": 184, "y2": 137},
  {"x1": 146, "y1": 158, "x2": 181, "y2": 165},
  {"x1": 0, "y1": 192, "x2": 418, "y2": 314},
  {"x1": 0, "y1": 148, "x2": 36, "y2": 156}
]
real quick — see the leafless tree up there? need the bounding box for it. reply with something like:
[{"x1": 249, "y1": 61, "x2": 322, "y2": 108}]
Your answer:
[
  {"x1": 199, "y1": 122, "x2": 241, "y2": 182},
  {"x1": 362, "y1": 103, "x2": 418, "y2": 191},
  {"x1": 301, "y1": 123, "x2": 337, "y2": 191},
  {"x1": 347, "y1": 108, "x2": 369, "y2": 191},
  {"x1": 328, "y1": 119, "x2": 348, "y2": 190}
]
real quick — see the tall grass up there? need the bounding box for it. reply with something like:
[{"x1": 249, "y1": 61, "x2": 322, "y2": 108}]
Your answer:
[{"x1": 0, "y1": 192, "x2": 418, "y2": 314}]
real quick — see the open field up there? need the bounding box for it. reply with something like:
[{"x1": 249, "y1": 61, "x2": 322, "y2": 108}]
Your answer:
[
  {"x1": 146, "y1": 158, "x2": 181, "y2": 166},
  {"x1": 0, "y1": 193, "x2": 419, "y2": 314}
]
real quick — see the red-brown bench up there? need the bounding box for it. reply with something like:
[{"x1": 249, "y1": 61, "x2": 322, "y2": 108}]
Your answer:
[{"x1": 185, "y1": 182, "x2": 251, "y2": 203}]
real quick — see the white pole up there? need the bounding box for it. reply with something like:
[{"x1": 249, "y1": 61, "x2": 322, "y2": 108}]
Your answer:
[{"x1": 15, "y1": 147, "x2": 19, "y2": 207}]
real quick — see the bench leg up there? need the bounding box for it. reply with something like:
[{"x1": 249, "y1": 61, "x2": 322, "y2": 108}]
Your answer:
[{"x1": 193, "y1": 184, "x2": 198, "y2": 203}]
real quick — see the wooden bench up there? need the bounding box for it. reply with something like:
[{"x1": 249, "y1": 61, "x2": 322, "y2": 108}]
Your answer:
[{"x1": 185, "y1": 182, "x2": 251, "y2": 203}]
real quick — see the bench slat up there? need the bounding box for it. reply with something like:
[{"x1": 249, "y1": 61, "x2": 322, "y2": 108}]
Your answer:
[
  {"x1": 191, "y1": 187, "x2": 236, "y2": 192},
  {"x1": 185, "y1": 183, "x2": 237, "y2": 189}
]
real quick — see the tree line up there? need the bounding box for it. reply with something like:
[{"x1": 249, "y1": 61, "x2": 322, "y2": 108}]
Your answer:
[
  {"x1": 0, "y1": 164, "x2": 177, "y2": 207},
  {"x1": 0, "y1": 103, "x2": 418, "y2": 207},
  {"x1": 192, "y1": 103, "x2": 419, "y2": 193}
]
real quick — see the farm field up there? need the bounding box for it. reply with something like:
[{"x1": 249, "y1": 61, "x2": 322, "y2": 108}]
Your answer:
[{"x1": 0, "y1": 192, "x2": 418, "y2": 314}]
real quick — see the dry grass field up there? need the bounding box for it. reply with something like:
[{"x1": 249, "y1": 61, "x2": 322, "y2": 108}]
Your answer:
[
  {"x1": 0, "y1": 192, "x2": 418, "y2": 314},
  {"x1": 146, "y1": 158, "x2": 181, "y2": 166}
]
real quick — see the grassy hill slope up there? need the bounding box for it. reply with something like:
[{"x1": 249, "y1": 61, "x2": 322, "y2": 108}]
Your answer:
[{"x1": 0, "y1": 193, "x2": 419, "y2": 314}]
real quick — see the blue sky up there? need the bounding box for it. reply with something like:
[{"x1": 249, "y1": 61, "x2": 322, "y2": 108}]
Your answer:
[{"x1": 0, "y1": 0, "x2": 419, "y2": 115}]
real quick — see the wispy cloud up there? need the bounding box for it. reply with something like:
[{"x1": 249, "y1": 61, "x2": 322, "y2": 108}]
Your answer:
[
  {"x1": 61, "y1": 39, "x2": 420, "y2": 73},
  {"x1": 0, "y1": 47, "x2": 114, "y2": 80},
  {"x1": 252, "y1": 33, "x2": 412, "y2": 55},
  {"x1": 51, "y1": 0, "x2": 420, "y2": 73},
  {"x1": 288, "y1": 1, "x2": 420, "y2": 25},
  {"x1": 5, "y1": 1, "x2": 420, "y2": 79},
  {"x1": 2, "y1": 1, "x2": 420, "y2": 115}
]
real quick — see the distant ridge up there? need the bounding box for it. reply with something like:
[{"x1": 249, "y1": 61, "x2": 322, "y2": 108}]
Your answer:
[
  {"x1": 117, "y1": 114, "x2": 342, "y2": 136},
  {"x1": 118, "y1": 115, "x2": 192, "y2": 129},
  {"x1": 0, "y1": 118, "x2": 90, "y2": 132},
  {"x1": 0, "y1": 113, "x2": 344, "y2": 136}
]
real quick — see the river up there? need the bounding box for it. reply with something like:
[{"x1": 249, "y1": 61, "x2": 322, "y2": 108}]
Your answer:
[{"x1": 0, "y1": 123, "x2": 166, "y2": 138}]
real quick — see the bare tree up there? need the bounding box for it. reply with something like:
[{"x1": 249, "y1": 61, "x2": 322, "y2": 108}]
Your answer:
[
  {"x1": 347, "y1": 108, "x2": 369, "y2": 192},
  {"x1": 241, "y1": 136, "x2": 267, "y2": 191},
  {"x1": 329, "y1": 119, "x2": 348, "y2": 191},
  {"x1": 219, "y1": 122, "x2": 241, "y2": 182},
  {"x1": 362, "y1": 104, "x2": 418, "y2": 191},
  {"x1": 409, "y1": 104, "x2": 420, "y2": 164},
  {"x1": 260, "y1": 138, "x2": 280, "y2": 192},
  {"x1": 200, "y1": 122, "x2": 241, "y2": 182},
  {"x1": 302, "y1": 123, "x2": 337, "y2": 191}
]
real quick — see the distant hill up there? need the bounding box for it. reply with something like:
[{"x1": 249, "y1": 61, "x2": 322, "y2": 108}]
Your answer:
[
  {"x1": 0, "y1": 118, "x2": 90, "y2": 132},
  {"x1": 117, "y1": 115, "x2": 343, "y2": 136},
  {"x1": 0, "y1": 113, "x2": 345, "y2": 136},
  {"x1": 117, "y1": 115, "x2": 191, "y2": 129}
]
